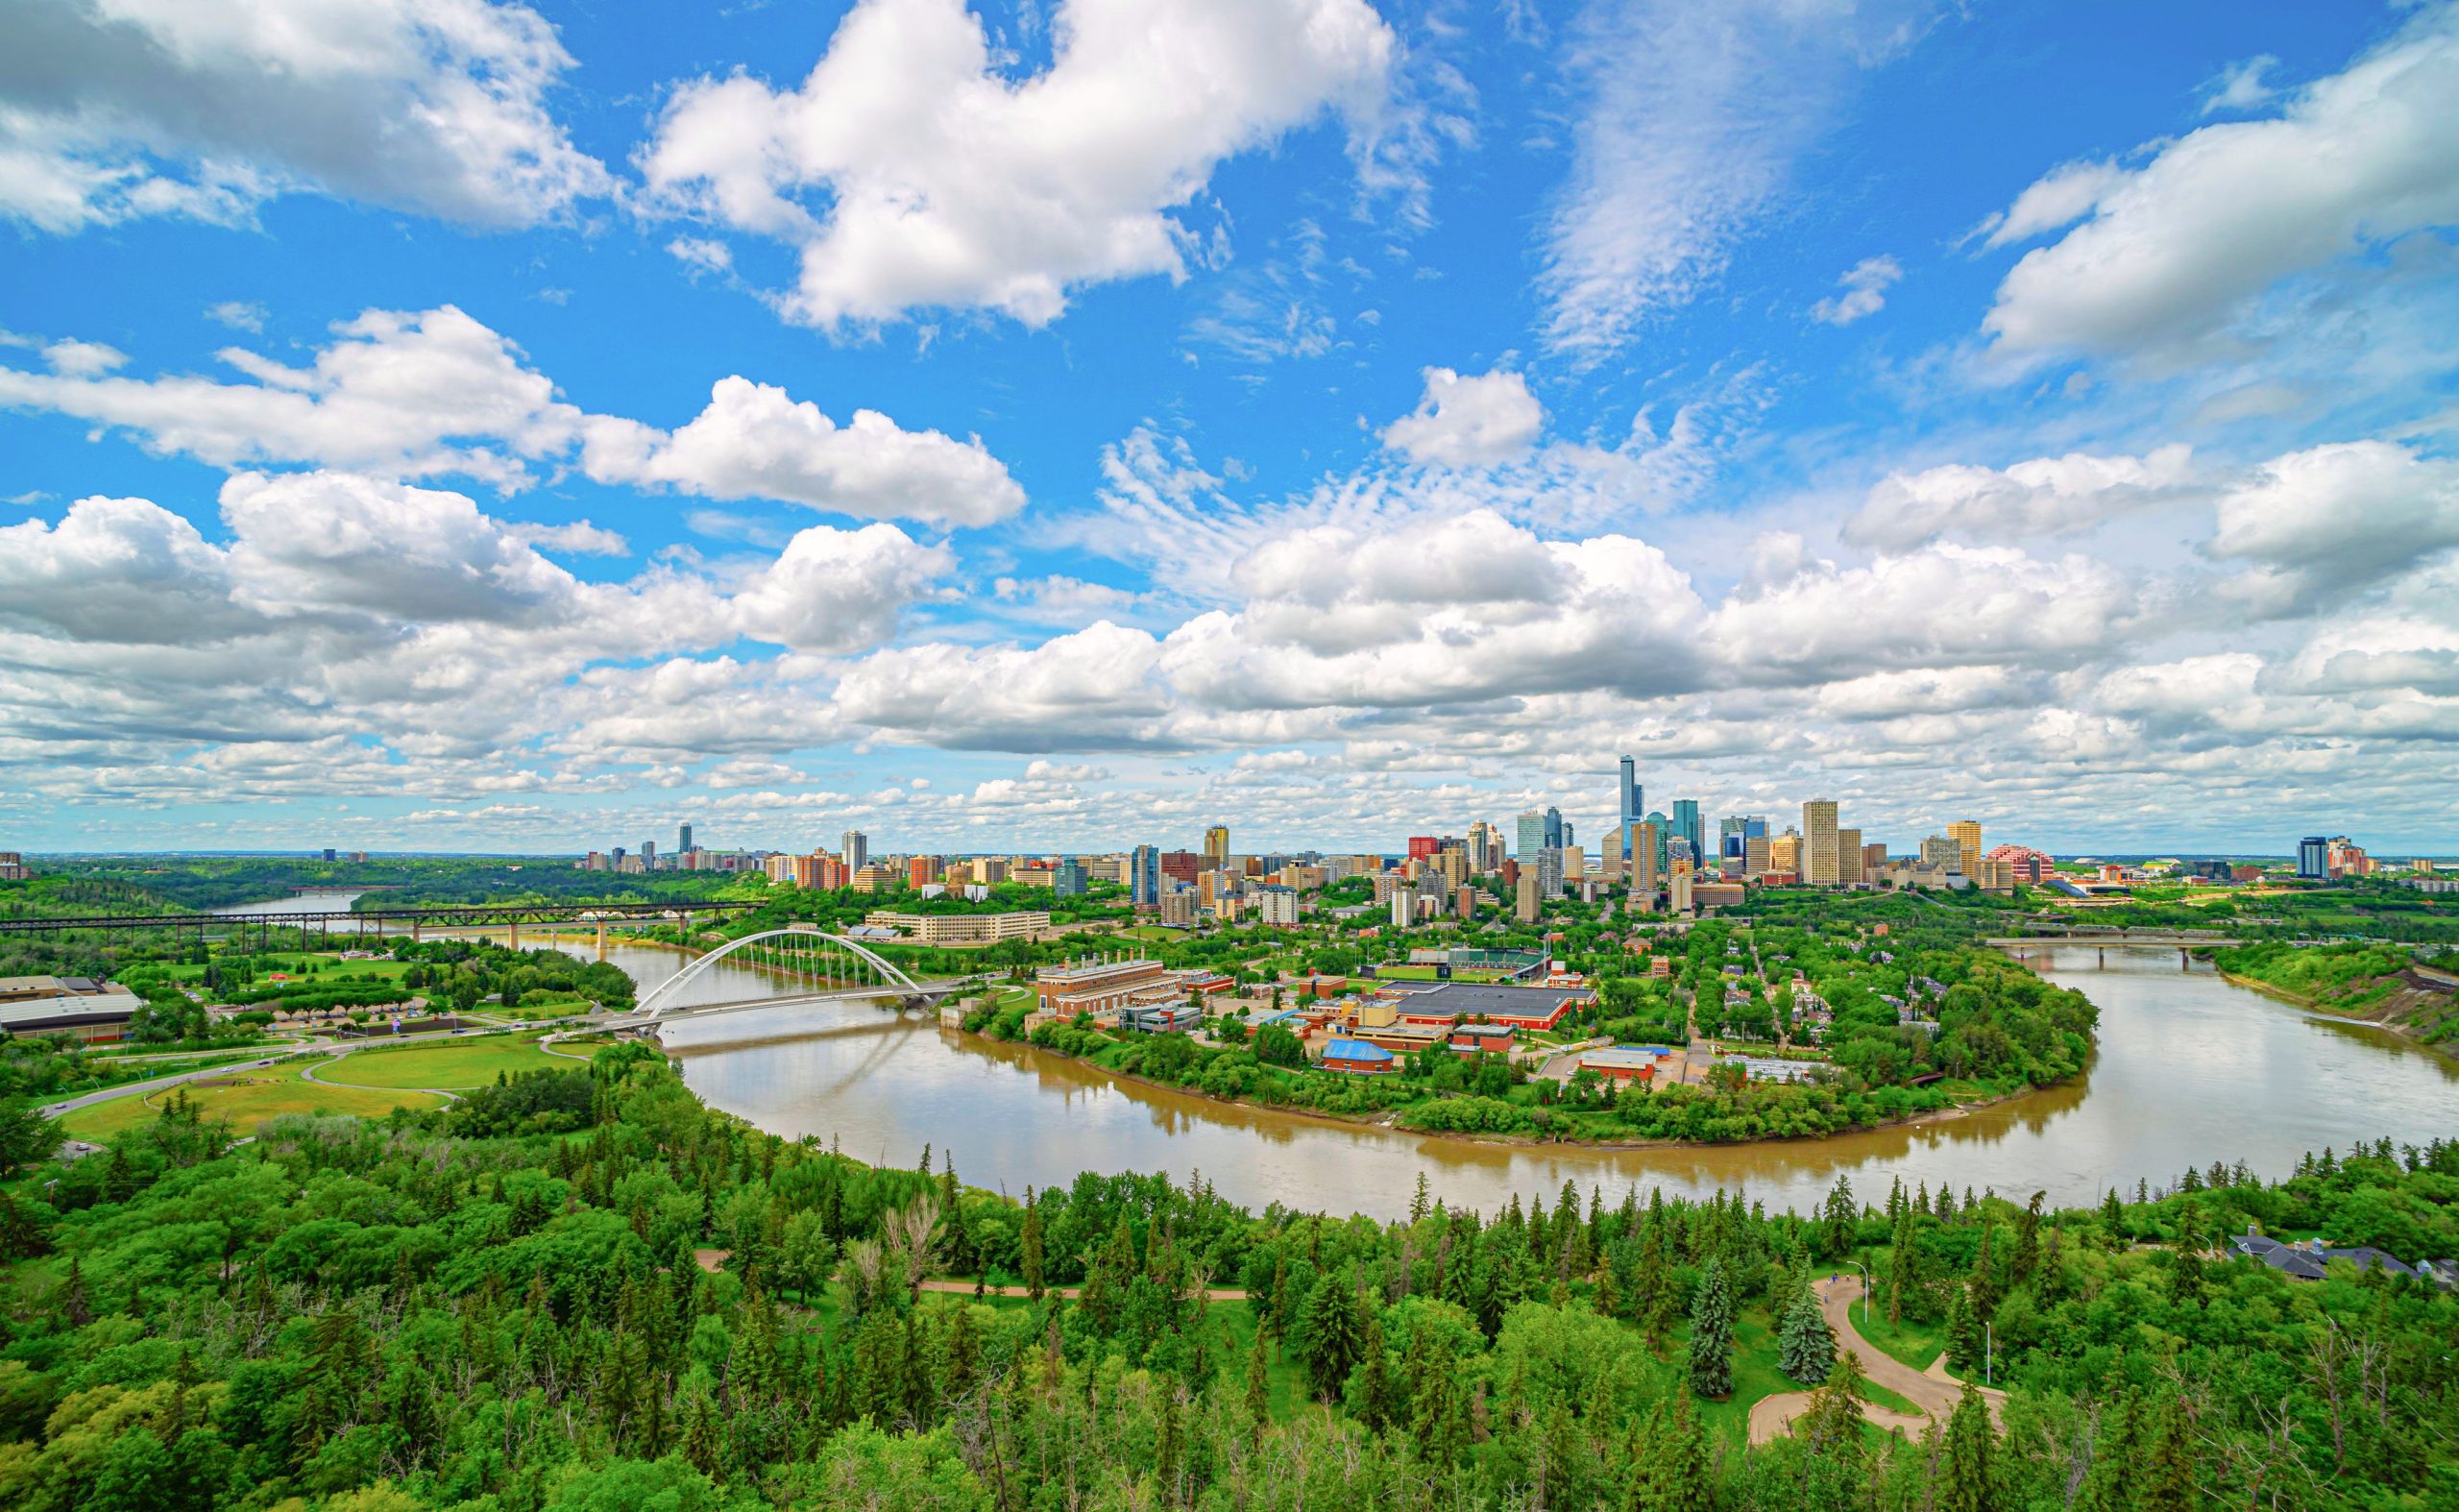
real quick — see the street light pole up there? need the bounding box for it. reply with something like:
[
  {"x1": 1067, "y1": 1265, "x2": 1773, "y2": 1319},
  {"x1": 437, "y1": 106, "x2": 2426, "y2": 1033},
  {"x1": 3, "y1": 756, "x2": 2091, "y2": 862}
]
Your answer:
[{"x1": 1840, "y1": 1259, "x2": 1875, "y2": 1328}]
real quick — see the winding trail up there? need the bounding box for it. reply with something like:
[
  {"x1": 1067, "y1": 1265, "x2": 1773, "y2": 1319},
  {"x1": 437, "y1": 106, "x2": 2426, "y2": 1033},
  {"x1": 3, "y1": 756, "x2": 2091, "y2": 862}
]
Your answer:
[{"x1": 1747, "y1": 1277, "x2": 2008, "y2": 1446}]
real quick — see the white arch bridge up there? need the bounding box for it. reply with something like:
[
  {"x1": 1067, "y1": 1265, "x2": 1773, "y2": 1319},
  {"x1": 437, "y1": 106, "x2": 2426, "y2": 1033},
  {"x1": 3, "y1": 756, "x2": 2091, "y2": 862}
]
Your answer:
[{"x1": 624, "y1": 927, "x2": 975, "y2": 1023}]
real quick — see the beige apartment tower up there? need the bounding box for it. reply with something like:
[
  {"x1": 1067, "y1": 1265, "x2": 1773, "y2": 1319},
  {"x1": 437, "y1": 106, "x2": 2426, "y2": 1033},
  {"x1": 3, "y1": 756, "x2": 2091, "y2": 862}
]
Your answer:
[
  {"x1": 1948, "y1": 819, "x2": 1982, "y2": 877},
  {"x1": 1803, "y1": 800, "x2": 1840, "y2": 886},
  {"x1": 1203, "y1": 825, "x2": 1230, "y2": 869},
  {"x1": 1836, "y1": 827, "x2": 1863, "y2": 885}
]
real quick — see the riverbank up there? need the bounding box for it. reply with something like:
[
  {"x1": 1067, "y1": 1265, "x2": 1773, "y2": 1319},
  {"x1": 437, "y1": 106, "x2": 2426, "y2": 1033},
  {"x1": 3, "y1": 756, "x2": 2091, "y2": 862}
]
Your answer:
[
  {"x1": 2219, "y1": 968, "x2": 2459, "y2": 1062},
  {"x1": 952, "y1": 1016, "x2": 2062, "y2": 1154}
]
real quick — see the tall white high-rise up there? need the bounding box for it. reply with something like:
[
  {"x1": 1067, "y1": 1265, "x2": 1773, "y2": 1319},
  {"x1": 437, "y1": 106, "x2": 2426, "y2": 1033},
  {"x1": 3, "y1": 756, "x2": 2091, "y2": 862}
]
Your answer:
[{"x1": 840, "y1": 830, "x2": 868, "y2": 870}]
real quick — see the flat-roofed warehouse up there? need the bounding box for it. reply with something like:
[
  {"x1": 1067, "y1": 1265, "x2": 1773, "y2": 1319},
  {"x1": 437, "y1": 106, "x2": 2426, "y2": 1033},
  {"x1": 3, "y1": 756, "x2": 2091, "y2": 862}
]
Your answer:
[
  {"x1": 1380, "y1": 980, "x2": 1594, "y2": 1032},
  {"x1": 0, "y1": 975, "x2": 145, "y2": 1043}
]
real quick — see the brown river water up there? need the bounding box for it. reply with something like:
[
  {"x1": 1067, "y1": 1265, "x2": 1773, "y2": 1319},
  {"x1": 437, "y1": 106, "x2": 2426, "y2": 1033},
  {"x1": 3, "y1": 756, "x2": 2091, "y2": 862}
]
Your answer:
[{"x1": 566, "y1": 941, "x2": 2454, "y2": 1223}]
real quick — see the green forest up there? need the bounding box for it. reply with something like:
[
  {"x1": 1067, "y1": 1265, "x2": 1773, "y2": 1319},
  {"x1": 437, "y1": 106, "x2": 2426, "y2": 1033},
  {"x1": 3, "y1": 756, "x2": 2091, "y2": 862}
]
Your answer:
[{"x1": 1, "y1": 1040, "x2": 2452, "y2": 1511}]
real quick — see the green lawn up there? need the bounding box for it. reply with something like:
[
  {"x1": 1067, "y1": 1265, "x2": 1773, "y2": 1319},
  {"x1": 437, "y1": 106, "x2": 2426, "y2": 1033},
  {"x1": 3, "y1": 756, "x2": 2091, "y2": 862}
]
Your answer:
[
  {"x1": 165, "y1": 951, "x2": 416, "y2": 984},
  {"x1": 1838, "y1": 1298, "x2": 1950, "y2": 1377},
  {"x1": 60, "y1": 1060, "x2": 444, "y2": 1139},
  {"x1": 1207, "y1": 1300, "x2": 1313, "y2": 1421},
  {"x1": 1687, "y1": 1305, "x2": 1925, "y2": 1447},
  {"x1": 316, "y1": 1033, "x2": 568, "y2": 1089}
]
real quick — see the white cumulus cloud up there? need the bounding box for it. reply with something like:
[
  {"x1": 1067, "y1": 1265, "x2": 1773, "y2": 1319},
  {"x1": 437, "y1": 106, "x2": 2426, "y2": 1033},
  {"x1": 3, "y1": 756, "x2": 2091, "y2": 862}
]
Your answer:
[
  {"x1": 0, "y1": 306, "x2": 1030, "y2": 525},
  {"x1": 583, "y1": 377, "x2": 1026, "y2": 527},
  {"x1": 1811, "y1": 256, "x2": 1903, "y2": 326},
  {"x1": 1983, "y1": 9, "x2": 2459, "y2": 357},
  {"x1": 638, "y1": 0, "x2": 1399, "y2": 329},
  {"x1": 0, "y1": 0, "x2": 611, "y2": 232},
  {"x1": 1379, "y1": 367, "x2": 1545, "y2": 467},
  {"x1": 2208, "y1": 440, "x2": 2459, "y2": 618},
  {"x1": 1846, "y1": 444, "x2": 2197, "y2": 549}
]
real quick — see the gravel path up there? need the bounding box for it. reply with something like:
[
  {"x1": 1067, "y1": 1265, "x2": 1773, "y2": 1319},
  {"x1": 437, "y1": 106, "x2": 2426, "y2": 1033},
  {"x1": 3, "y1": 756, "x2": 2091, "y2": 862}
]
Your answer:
[{"x1": 1746, "y1": 1276, "x2": 2009, "y2": 1446}]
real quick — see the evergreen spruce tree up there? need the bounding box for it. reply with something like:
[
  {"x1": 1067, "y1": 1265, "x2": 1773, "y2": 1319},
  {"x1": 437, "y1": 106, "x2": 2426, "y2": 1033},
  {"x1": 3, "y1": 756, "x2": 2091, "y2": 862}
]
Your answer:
[
  {"x1": 1406, "y1": 1322, "x2": 1462, "y2": 1467},
  {"x1": 1018, "y1": 1190, "x2": 1047, "y2": 1302},
  {"x1": 1623, "y1": 1400, "x2": 1669, "y2": 1512},
  {"x1": 1802, "y1": 1347, "x2": 1868, "y2": 1456},
  {"x1": 1940, "y1": 1381, "x2": 1995, "y2": 1512},
  {"x1": 2138, "y1": 1391, "x2": 2201, "y2": 1511},
  {"x1": 1296, "y1": 1269, "x2": 1365, "y2": 1402},
  {"x1": 1687, "y1": 1255, "x2": 1736, "y2": 1400},
  {"x1": 1969, "y1": 1219, "x2": 1999, "y2": 1320},
  {"x1": 1655, "y1": 1389, "x2": 1716, "y2": 1512},
  {"x1": 1637, "y1": 1219, "x2": 1674, "y2": 1354},
  {"x1": 1353, "y1": 1310, "x2": 1396, "y2": 1431},
  {"x1": 1243, "y1": 1325, "x2": 1271, "y2": 1438},
  {"x1": 1887, "y1": 1204, "x2": 1918, "y2": 1324},
  {"x1": 1945, "y1": 1284, "x2": 1977, "y2": 1373},
  {"x1": 1777, "y1": 1282, "x2": 1835, "y2": 1384},
  {"x1": 2078, "y1": 1392, "x2": 2138, "y2": 1512},
  {"x1": 1820, "y1": 1175, "x2": 1857, "y2": 1259},
  {"x1": 2011, "y1": 1190, "x2": 2044, "y2": 1280},
  {"x1": 1155, "y1": 1380, "x2": 1182, "y2": 1505},
  {"x1": 681, "y1": 1384, "x2": 723, "y2": 1477}
]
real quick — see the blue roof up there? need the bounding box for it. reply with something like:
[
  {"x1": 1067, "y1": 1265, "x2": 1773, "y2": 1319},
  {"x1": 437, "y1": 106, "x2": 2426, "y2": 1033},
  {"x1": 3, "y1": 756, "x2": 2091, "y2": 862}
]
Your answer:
[{"x1": 1321, "y1": 1038, "x2": 1395, "y2": 1061}]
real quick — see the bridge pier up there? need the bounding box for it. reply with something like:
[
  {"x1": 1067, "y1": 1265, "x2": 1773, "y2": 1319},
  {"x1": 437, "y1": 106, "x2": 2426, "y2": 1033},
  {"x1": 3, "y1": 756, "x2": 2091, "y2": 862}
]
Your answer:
[
  {"x1": 596, "y1": 922, "x2": 607, "y2": 961},
  {"x1": 510, "y1": 921, "x2": 521, "y2": 950}
]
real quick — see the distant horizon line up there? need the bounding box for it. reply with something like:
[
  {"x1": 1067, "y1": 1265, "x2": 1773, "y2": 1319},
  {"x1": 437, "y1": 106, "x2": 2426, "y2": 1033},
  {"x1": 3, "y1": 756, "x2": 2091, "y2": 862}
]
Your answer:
[{"x1": 15, "y1": 846, "x2": 2459, "y2": 864}]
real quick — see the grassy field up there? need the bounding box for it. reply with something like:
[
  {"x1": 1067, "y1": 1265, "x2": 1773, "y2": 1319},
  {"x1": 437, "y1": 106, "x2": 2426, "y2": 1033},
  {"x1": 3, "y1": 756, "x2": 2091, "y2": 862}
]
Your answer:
[
  {"x1": 163, "y1": 951, "x2": 416, "y2": 984},
  {"x1": 1838, "y1": 1296, "x2": 1951, "y2": 1376},
  {"x1": 60, "y1": 1061, "x2": 444, "y2": 1139},
  {"x1": 316, "y1": 1033, "x2": 569, "y2": 1089}
]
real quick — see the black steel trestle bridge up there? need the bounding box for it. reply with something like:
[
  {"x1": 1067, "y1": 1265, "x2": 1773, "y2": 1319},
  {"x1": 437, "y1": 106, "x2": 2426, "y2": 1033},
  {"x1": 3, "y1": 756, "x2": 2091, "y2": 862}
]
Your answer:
[{"x1": 0, "y1": 899, "x2": 762, "y2": 946}]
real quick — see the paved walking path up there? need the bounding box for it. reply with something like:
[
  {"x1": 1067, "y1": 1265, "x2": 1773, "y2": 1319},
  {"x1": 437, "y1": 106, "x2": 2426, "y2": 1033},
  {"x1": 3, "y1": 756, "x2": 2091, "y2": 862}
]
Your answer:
[{"x1": 1746, "y1": 1277, "x2": 2008, "y2": 1446}]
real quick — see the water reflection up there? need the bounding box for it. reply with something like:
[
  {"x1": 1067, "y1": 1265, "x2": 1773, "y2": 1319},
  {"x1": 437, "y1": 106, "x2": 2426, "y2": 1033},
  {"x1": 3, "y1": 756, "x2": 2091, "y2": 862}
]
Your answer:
[{"x1": 593, "y1": 942, "x2": 2455, "y2": 1221}]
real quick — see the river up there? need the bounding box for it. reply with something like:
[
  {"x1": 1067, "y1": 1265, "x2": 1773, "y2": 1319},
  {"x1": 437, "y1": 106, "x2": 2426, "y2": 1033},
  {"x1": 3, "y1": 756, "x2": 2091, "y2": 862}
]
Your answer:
[
  {"x1": 579, "y1": 942, "x2": 2454, "y2": 1222},
  {"x1": 210, "y1": 890, "x2": 377, "y2": 935}
]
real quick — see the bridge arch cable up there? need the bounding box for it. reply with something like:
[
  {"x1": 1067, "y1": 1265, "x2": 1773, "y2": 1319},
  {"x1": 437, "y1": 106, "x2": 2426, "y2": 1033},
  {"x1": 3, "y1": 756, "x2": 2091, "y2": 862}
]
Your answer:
[{"x1": 633, "y1": 928, "x2": 923, "y2": 1018}]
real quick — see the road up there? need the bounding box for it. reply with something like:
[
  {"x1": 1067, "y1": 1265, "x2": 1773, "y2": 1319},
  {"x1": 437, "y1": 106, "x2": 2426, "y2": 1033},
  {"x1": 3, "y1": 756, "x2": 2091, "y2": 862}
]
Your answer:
[{"x1": 1747, "y1": 1276, "x2": 2008, "y2": 1446}]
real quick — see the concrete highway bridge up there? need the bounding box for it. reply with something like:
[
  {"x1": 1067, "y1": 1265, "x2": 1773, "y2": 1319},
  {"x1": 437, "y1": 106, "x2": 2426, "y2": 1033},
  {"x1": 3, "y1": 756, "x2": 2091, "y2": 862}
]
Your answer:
[{"x1": 1986, "y1": 932, "x2": 2236, "y2": 948}]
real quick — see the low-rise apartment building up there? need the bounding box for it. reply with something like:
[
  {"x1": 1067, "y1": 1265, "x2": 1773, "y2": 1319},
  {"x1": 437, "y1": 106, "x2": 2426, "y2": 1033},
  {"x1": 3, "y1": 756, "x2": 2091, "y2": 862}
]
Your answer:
[{"x1": 864, "y1": 910, "x2": 1051, "y2": 944}]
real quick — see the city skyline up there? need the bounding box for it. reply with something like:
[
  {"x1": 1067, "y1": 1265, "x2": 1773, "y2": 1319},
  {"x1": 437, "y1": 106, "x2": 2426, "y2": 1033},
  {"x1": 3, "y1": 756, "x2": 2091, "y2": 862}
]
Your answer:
[{"x1": 2, "y1": 3, "x2": 2455, "y2": 855}]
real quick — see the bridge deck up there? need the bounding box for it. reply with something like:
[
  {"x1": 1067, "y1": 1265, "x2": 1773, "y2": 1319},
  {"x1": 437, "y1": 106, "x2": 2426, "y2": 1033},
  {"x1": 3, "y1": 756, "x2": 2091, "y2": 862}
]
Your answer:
[{"x1": 0, "y1": 900, "x2": 763, "y2": 936}]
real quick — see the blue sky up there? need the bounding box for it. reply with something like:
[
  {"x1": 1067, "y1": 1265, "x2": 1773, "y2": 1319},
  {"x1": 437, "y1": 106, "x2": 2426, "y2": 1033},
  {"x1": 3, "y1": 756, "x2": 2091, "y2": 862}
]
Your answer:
[{"x1": 2, "y1": 0, "x2": 2455, "y2": 857}]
